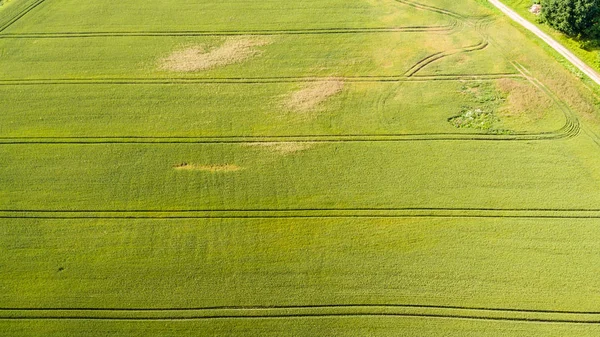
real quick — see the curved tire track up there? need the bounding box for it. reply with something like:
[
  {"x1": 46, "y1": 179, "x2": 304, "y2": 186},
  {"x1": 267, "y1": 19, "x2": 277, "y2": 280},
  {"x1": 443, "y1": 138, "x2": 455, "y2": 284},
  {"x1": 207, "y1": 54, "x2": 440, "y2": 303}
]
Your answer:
[
  {"x1": 404, "y1": 40, "x2": 489, "y2": 77},
  {"x1": 395, "y1": 0, "x2": 466, "y2": 20}
]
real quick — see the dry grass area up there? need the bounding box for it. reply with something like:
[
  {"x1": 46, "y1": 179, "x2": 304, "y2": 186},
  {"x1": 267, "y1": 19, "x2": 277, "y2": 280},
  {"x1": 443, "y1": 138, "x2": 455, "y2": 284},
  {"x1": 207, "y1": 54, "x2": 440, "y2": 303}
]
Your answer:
[
  {"x1": 159, "y1": 37, "x2": 270, "y2": 72},
  {"x1": 173, "y1": 163, "x2": 243, "y2": 172},
  {"x1": 284, "y1": 80, "x2": 344, "y2": 112},
  {"x1": 497, "y1": 78, "x2": 553, "y2": 120},
  {"x1": 246, "y1": 142, "x2": 315, "y2": 154}
]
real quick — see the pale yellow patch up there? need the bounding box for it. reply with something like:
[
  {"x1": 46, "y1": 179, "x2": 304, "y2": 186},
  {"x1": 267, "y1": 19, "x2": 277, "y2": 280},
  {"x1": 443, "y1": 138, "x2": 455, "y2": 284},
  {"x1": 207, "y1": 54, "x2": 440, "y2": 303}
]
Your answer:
[
  {"x1": 173, "y1": 163, "x2": 243, "y2": 172},
  {"x1": 284, "y1": 80, "x2": 344, "y2": 112},
  {"x1": 159, "y1": 37, "x2": 270, "y2": 72},
  {"x1": 246, "y1": 142, "x2": 315, "y2": 154},
  {"x1": 497, "y1": 78, "x2": 553, "y2": 120}
]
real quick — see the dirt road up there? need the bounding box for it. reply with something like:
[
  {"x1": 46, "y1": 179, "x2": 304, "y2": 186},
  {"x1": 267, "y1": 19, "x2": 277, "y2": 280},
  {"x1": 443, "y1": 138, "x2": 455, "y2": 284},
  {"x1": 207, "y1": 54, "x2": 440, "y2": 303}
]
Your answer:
[{"x1": 488, "y1": 0, "x2": 600, "y2": 86}]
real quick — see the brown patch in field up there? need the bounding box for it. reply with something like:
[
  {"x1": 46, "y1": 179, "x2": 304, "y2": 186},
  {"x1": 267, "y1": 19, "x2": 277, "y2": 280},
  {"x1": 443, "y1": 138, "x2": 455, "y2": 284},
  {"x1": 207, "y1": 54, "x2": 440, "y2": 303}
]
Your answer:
[
  {"x1": 159, "y1": 37, "x2": 270, "y2": 72},
  {"x1": 246, "y1": 142, "x2": 315, "y2": 154},
  {"x1": 453, "y1": 53, "x2": 469, "y2": 65},
  {"x1": 497, "y1": 78, "x2": 553, "y2": 120},
  {"x1": 284, "y1": 80, "x2": 344, "y2": 112},
  {"x1": 463, "y1": 84, "x2": 480, "y2": 96},
  {"x1": 173, "y1": 163, "x2": 243, "y2": 172}
]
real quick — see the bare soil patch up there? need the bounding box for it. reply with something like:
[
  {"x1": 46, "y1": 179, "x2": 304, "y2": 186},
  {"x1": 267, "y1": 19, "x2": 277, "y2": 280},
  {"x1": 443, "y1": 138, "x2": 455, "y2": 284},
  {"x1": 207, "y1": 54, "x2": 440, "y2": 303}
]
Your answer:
[
  {"x1": 284, "y1": 80, "x2": 344, "y2": 112},
  {"x1": 160, "y1": 37, "x2": 270, "y2": 72},
  {"x1": 173, "y1": 163, "x2": 243, "y2": 172}
]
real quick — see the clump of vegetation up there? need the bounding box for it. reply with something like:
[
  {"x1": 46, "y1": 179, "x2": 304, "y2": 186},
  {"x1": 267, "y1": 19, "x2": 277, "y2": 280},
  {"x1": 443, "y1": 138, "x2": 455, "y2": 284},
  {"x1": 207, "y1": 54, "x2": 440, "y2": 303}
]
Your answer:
[
  {"x1": 449, "y1": 107, "x2": 497, "y2": 130},
  {"x1": 541, "y1": 0, "x2": 600, "y2": 39},
  {"x1": 449, "y1": 82, "x2": 511, "y2": 133}
]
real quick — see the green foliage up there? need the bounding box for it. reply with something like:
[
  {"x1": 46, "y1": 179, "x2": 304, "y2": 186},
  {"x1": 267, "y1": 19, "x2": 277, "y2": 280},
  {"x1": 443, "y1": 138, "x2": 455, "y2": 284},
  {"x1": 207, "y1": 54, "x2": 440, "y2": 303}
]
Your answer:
[
  {"x1": 541, "y1": 0, "x2": 600, "y2": 38},
  {"x1": 449, "y1": 107, "x2": 498, "y2": 130},
  {"x1": 448, "y1": 82, "x2": 512, "y2": 134}
]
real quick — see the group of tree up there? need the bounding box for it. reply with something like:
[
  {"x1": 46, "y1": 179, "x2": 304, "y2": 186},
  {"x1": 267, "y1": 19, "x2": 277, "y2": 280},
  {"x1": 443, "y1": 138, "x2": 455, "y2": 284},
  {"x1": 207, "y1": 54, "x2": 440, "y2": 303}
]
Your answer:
[{"x1": 540, "y1": 0, "x2": 600, "y2": 39}]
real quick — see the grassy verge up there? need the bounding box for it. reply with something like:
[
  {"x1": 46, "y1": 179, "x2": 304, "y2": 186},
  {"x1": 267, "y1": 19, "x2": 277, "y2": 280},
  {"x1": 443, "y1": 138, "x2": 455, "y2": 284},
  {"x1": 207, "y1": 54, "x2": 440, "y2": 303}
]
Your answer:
[{"x1": 499, "y1": 1, "x2": 600, "y2": 80}]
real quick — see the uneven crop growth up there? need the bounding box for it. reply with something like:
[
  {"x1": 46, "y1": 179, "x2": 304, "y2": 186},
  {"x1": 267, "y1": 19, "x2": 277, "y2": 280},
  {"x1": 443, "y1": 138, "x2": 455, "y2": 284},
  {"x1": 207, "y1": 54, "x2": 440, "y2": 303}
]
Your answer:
[{"x1": 2, "y1": 0, "x2": 600, "y2": 335}]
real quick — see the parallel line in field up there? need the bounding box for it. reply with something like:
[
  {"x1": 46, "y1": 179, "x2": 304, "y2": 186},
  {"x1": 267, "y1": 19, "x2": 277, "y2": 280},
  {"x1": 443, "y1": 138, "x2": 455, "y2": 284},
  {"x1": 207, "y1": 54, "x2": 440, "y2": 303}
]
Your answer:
[
  {"x1": 4, "y1": 303, "x2": 600, "y2": 314},
  {"x1": 0, "y1": 25, "x2": 456, "y2": 38},
  {"x1": 395, "y1": 0, "x2": 467, "y2": 20},
  {"x1": 5, "y1": 207, "x2": 598, "y2": 212},
  {"x1": 2, "y1": 304, "x2": 600, "y2": 324},
  {"x1": 2, "y1": 314, "x2": 600, "y2": 324},
  {"x1": 0, "y1": 129, "x2": 576, "y2": 143},
  {"x1": 0, "y1": 74, "x2": 522, "y2": 85},
  {"x1": 0, "y1": 72, "x2": 575, "y2": 144},
  {"x1": 0, "y1": 0, "x2": 46, "y2": 33},
  {"x1": 0, "y1": 129, "x2": 537, "y2": 139},
  {"x1": 3, "y1": 215, "x2": 599, "y2": 219},
  {"x1": 0, "y1": 136, "x2": 573, "y2": 144},
  {"x1": 2, "y1": 208, "x2": 599, "y2": 219}
]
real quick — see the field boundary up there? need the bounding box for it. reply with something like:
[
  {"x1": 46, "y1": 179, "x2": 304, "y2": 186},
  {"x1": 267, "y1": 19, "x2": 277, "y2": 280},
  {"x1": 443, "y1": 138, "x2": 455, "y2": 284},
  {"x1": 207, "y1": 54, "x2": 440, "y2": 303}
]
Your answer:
[{"x1": 2, "y1": 304, "x2": 600, "y2": 324}]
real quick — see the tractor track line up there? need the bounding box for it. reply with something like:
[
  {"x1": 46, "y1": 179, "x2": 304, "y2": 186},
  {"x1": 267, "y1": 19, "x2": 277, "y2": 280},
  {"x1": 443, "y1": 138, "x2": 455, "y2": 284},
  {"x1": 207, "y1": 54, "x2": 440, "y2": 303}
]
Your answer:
[
  {"x1": 4, "y1": 207, "x2": 598, "y2": 212},
  {"x1": 0, "y1": 134, "x2": 576, "y2": 144},
  {"x1": 0, "y1": 121, "x2": 577, "y2": 144},
  {"x1": 4, "y1": 303, "x2": 600, "y2": 314},
  {"x1": 3, "y1": 304, "x2": 600, "y2": 324},
  {"x1": 1, "y1": 313, "x2": 600, "y2": 324},
  {"x1": 405, "y1": 40, "x2": 489, "y2": 77},
  {"x1": 0, "y1": 25, "x2": 457, "y2": 38},
  {"x1": 0, "y1": 74, "x2": 522, "y2": 86},
  {"x1": 2, "y1": 215, "x2": 600, "y2": 219},
  {"x1": 395, "y1": 0, "x2": 466, "y2": 20}
]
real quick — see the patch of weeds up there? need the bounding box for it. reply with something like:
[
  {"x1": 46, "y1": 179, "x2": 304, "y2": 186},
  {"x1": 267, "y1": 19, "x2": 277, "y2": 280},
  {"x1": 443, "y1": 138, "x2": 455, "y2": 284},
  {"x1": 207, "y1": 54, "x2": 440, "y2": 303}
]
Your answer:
[
  {"x1": 449, "y1": 107, "x2": 504, "y2": 133},
  {"x1": 459, "y1": 82, "x2": 503, "y2": 104},
  {"x1": 450, "y1": 82, "x2": 512, "y2": 134}
]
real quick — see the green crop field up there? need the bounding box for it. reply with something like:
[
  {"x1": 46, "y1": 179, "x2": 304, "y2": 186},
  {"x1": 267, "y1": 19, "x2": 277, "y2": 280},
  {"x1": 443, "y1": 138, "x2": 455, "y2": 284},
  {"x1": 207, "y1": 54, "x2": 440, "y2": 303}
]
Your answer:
[{"x1": 2, "y1": 0, "x2": 600, "y2": 335}]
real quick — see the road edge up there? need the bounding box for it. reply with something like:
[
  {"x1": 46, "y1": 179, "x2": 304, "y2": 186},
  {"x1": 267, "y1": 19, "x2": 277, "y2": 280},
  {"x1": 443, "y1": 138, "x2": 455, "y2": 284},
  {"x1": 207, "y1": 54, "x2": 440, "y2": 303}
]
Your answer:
[{"x1": 487, "y1": 0, "x2": 600, "y2": 86}]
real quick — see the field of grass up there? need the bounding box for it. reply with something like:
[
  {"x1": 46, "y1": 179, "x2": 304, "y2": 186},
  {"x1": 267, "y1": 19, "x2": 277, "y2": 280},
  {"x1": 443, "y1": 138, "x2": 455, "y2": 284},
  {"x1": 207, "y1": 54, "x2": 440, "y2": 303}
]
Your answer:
[{"x1": 2, "y1": 0, "x2": 600, "y2": 335}]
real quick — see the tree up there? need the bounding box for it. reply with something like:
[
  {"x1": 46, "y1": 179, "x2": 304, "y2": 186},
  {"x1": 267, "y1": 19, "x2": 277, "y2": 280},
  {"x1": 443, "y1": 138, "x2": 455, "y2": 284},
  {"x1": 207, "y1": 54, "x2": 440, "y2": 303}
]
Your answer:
[{"x1": 541, "y1": 0, "x2": 600, "y2": 39}]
